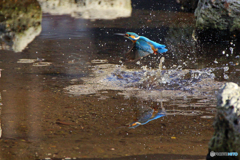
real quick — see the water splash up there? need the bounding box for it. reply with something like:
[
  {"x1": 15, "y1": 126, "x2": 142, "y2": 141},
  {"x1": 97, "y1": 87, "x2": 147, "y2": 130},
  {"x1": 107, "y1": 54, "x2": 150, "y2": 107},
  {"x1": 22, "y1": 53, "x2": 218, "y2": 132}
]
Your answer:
[
  {"x1": 65, "y1": 58, "x2": 224, "y2": 102},
  {"x1": 104, "y1": 65, "x2": 216, "y2": 91}
]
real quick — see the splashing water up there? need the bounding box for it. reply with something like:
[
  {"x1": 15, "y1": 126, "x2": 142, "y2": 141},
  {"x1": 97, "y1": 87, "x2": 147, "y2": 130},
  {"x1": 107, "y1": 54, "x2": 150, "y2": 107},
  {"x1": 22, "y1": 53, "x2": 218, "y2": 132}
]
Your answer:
[
  {"x1": 65, "y1": 58, "x2": 224, "y2": 102},
  {"x1": 104, "y1": 65, "x2": 216, "y2": 91}
]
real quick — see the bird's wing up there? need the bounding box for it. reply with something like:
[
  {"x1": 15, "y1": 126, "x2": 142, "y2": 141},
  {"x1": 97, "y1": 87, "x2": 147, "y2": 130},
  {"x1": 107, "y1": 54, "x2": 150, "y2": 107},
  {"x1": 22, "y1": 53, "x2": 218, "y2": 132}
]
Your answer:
[
  {"x1": 136, "y1": 39, "x2": 154, "y2": 53},
  {"x1": 140, "y1": 110, "x2": 166, "y2": 125},
  {"x1": 124, "y1": 43, "x2": 137, "y2": 61},
  {"x1": 137, "y1": 109, "x2": 154, "y2": 123},
  {"x1": 135, "y1": 49, "x2": 151, "y2": 60},
  {"x1": 125, "y1": 43, "x2": 150, "y2": 61},
  {"x1": 150, "y1": 111, "x2": 166, "y2": 121},
  {"x1": 124, "y1": 41, "x2": 152, "y2": 61}
]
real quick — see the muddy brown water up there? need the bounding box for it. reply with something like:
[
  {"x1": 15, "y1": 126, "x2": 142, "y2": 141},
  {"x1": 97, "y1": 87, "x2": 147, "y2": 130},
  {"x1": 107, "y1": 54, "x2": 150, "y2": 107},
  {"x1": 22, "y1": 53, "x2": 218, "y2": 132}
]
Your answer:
[{"x1": 0, "y1": 1, "x2": 240, "y2": 160}]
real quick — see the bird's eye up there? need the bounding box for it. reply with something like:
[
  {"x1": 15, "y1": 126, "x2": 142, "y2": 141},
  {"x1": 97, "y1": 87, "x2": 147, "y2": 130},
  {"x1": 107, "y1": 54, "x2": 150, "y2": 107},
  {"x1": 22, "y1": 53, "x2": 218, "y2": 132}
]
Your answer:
[
  {"x1": 126, "y1": 34, "x2": 129, "y2": 36},
  {"x1": 130, "y1": 35, "x2": 135, "y2": 39}
]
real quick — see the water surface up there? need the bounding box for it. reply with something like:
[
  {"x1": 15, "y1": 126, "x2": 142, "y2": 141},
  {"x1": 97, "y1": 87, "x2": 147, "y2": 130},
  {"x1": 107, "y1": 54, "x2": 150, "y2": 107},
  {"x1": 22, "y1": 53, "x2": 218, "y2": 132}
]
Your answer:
[{"x1": 0, "y1": 0, "x2": 239, "y2": 160}]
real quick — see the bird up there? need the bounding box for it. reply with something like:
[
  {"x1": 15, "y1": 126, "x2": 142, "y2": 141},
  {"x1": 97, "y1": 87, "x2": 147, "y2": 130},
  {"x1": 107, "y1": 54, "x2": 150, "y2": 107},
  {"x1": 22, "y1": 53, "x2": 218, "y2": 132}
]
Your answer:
[
  {"x1": 128, "y1": 107, "x2": 166, "y2": 128},
  {"x1": 115, "y1": 32, "x2": 168, "y2": 61}
]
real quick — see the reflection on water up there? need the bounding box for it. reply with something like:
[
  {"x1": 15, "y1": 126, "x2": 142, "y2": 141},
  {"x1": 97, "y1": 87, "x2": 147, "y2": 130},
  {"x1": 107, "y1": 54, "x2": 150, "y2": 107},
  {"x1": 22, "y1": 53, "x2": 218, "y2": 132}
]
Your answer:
[
  {"x1": 38, "y1": 0, "x2": 132, "y2": 20},
  {"x1": 0, "y1": 0, "x2": 42, "y2": 52},
  {"x1": 126, "y1": 104, "x2": 166, "y2": 128},
  {"x1": 17, "y1": 58, "x2": 52, "y2": 67}
]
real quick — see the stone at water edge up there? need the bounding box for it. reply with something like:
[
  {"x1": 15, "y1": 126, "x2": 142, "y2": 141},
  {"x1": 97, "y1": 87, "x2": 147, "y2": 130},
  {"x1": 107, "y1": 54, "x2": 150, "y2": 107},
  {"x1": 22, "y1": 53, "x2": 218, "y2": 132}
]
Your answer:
[
  {"x1": 194, "y1": 0, "x2": 240, "y2": 41},
  {"x1": 207, "y1": 82, "x2": 240, "y2": 160}
]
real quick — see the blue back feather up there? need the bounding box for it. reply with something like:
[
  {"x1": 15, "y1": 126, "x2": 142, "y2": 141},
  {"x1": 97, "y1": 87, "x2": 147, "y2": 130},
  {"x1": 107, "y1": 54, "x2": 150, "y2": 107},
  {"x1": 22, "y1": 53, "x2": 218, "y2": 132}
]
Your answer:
[{"x1": 138, "y1": 36, "x2": 167, "y2": 54}]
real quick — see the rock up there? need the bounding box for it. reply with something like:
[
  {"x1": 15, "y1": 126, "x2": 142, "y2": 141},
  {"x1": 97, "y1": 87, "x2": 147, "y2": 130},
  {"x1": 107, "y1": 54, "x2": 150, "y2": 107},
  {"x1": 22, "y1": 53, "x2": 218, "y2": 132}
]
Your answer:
[
  {"x1": 38, "y1": 0, "x2": 132, "y2": 20},
  {"x1": 0, "y1": 0, "x2": 42, "y2": 52},
  {"x1": 194, "y1": 0, "x2": 240, "y2": 41},
  {"x1": 207, "y1": 82, "x2": 240, "y2": 160}
]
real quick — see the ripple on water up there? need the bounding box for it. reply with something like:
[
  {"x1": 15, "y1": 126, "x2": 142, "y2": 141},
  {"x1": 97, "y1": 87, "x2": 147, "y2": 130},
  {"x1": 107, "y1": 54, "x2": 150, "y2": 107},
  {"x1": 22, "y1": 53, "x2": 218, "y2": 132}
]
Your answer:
[
  {"x1": 17, "y1": 58, "x2": 52, "y2": 66},
  {"x1": 200, "y1": 115, "x2": 214, "y2": 119},
  {"x1": 166, "y1": 109, "x2": 203, "y2": 116},
  {"x1": 91, "y1": 59, "x2": 108, "y2": 64}
]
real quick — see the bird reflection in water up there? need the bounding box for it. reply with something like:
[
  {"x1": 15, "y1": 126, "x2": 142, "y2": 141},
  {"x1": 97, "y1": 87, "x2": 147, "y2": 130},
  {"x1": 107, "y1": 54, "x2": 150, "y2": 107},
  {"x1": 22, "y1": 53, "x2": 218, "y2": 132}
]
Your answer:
[{"x1": 122, "y1": 103, "x2": 166, "y2": 129}]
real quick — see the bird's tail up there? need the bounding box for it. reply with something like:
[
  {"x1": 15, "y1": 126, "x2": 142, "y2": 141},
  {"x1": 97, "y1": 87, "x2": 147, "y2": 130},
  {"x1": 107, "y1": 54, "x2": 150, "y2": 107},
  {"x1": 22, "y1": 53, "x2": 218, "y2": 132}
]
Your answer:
[{"x1": 158, "y1": 48, "x2": 168, "y2": 53}]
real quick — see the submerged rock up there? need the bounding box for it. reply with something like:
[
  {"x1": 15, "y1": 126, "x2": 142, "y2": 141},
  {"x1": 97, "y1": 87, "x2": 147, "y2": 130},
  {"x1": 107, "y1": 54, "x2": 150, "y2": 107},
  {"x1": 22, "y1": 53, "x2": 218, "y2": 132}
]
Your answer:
[
  {"x1": 194, "y1": 0, "x2": 240, "y2": 41},
  {"x1": 207, "y1": 82, "x2": 240, "y2": 160}
]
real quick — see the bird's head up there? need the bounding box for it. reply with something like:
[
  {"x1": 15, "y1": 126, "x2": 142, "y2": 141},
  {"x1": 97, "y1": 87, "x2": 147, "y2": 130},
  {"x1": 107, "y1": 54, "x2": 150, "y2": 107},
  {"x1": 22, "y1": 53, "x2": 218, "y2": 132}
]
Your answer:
[
  {"x1": 125, "y1": 32, "x2": 140, "y2": 41},
  {"x1": 114, "y1": 32, "x2": 140, "y2": 42}
]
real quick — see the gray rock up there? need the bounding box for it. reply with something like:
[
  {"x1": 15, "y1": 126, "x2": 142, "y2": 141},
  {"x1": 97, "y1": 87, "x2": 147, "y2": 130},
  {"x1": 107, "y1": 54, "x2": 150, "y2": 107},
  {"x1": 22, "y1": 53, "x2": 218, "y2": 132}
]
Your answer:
[
  {"x1": 208, "y1": 82, "x2": 240, "y2": 160},
  {"x1": 194, "y1": 0, "x2": 240, "y2": 41},
  {"x1": 195, "y1": 0, "x2": 240, "y2": 31}
]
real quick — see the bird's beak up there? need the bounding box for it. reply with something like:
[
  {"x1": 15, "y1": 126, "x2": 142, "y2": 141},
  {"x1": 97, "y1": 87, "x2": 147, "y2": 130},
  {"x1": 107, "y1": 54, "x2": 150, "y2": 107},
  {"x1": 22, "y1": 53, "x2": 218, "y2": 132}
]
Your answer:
[{"x1": 114, "y1": 33, "x2": 126, "y2": 36}]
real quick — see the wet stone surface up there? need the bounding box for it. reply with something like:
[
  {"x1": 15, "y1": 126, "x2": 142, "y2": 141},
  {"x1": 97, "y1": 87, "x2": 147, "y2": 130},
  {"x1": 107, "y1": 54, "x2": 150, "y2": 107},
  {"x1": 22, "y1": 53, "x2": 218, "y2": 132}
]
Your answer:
[{"x1": 0, "y1": 0, "x2": 240, "y2": 160}]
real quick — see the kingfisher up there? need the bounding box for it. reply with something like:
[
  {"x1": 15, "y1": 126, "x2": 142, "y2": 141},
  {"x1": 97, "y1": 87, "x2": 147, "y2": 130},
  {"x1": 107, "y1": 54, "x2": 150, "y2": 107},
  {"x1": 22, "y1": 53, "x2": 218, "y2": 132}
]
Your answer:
[
  {"x1": 115, "y1": 32, "x2": 168, "y2": 61},
  {"x1": 127, "y1": 106, "x2": 166, "y2": 128}
]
